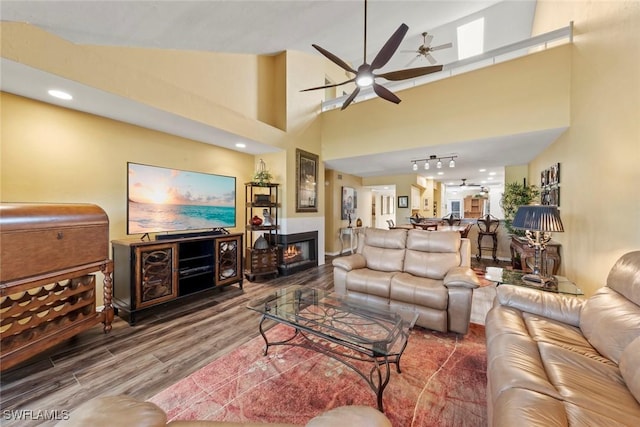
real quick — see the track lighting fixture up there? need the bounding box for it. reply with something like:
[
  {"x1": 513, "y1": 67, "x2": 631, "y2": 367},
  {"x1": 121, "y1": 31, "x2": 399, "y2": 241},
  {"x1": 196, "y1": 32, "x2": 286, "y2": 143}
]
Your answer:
[{"x1": 410, "y1": 155, "x2": 457, "y2": 172}]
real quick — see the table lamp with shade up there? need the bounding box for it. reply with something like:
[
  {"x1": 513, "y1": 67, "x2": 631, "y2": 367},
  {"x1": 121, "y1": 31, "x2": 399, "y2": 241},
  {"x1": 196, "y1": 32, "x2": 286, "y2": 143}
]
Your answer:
[{"x1": 511, "y1": 205, "x2": 564, "y2": 286}]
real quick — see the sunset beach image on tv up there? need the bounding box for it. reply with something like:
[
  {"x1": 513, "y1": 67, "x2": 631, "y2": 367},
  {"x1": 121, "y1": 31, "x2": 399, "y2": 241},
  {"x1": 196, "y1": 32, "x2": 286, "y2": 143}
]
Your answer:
[{"x1": 127, "y1": 162, "x2": 236, "y2": 234}]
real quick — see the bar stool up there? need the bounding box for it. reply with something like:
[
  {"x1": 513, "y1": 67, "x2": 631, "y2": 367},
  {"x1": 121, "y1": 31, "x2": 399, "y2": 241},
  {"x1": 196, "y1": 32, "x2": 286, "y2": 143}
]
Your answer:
[
  {"x1": 442, "y1": 213, "x2": 461, "y2": 226},
  {"x1": 476, "y1": 214, "x2": 500, "y2": 261}
]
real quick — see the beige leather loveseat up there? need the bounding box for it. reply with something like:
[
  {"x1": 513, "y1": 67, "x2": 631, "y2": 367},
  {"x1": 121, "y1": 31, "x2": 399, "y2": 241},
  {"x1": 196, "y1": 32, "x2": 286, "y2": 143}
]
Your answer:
[
  {"x1": 485, "y1": 251, "x2": 640, "y2": 426},
  {"x1": 332, "y1": 228, "x2": 480, "y2": 334},
  {"x1": 56, "y1": 395, "x2": 392, "y2": 427}
]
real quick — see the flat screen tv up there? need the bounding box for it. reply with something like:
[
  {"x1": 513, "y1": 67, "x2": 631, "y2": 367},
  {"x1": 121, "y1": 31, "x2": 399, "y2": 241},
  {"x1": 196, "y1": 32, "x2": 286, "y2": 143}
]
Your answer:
[{"x1": 127, "y1": 162, "x2": 236, "y2": 235}]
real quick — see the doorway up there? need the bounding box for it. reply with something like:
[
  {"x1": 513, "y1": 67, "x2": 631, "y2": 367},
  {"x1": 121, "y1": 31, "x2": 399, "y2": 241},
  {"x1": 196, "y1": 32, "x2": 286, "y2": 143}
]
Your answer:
[{"x1": 449, "y1": 199, "x2": 462, "y2": 218}]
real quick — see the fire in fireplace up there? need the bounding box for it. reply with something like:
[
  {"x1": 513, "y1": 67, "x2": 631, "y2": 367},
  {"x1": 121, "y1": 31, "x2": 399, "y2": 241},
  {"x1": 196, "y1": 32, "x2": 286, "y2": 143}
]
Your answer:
[
  {"x1": 283, "y1": 243, "x2": 307, "y2": 265},
  {"x1": 268, "y1": 231, "x2": 318, "y2": 276}
]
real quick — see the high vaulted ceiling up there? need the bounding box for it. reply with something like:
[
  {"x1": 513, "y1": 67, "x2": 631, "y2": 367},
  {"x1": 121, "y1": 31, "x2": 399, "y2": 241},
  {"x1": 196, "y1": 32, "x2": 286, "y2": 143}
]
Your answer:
[{"x1": 1, "y1": 0, "x2": 553, "y2": 186}]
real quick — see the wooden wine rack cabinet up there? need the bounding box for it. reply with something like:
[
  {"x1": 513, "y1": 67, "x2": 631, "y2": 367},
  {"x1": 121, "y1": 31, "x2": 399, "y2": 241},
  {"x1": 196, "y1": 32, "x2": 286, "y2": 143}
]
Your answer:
[{"x1": 0, "y1": 203, "x2": 114, "y2": 371}]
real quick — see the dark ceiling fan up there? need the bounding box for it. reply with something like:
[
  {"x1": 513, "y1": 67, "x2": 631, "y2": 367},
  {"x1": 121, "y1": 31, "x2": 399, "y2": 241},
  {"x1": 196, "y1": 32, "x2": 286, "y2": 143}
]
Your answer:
[
  {"x1": 301, "y1": 0, "x2": 443, "y2": 110},
  {"x1": 460, "y1": 178, "x2": 482, "y2": 188}
]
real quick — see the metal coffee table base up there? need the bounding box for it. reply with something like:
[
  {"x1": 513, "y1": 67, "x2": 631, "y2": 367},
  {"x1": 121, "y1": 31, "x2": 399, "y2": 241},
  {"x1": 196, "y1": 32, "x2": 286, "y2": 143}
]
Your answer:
[{"x1": 258, "y1": 315, "x2": 408, "y2": 412}]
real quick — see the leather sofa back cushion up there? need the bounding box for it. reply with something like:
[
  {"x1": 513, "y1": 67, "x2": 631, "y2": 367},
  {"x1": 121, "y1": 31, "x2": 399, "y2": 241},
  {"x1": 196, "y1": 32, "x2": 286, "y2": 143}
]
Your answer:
[
  {"x1": 402, "y1": 231, "x2": 461, "y2": 279},
  {"x1": 580, "y1": 287, "x2": 640, "y2": 364},
  {"x1": 361, "y1": 228, "x2": 407, "y2": 272},
  {"x1": 606, "y1": 250, "x2": 640, "y2": 306},
  {"x1": 619, "y1": 336, "x2": 640, "y2": 404},
  {"x1": 364, "y1": 228, "x2": 407, "y2": 249},
  {"x1": 362, "y1": 245, "x2": 406, "y2": 272},
  {"x1": 406, "y1": 230, "x2": 461, "y2": 253},
  {"x1": 404, "y1": 250, "x2": 461, "y2": 279}
]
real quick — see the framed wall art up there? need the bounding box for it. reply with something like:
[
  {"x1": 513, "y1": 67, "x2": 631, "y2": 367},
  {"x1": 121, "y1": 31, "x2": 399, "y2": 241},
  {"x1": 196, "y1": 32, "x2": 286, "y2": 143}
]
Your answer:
[
  {"x1": 341, "y1": 186, "x2": 356, "y2": 219},
  {"x1": 398, "y1": 196, "x2": 409, "y2": 209},
  {"x1": 296, "y1": 149, "x2": 318, "y2": 212},
  {"x1": 540, "y1": 162, "x2": 561, "y2": 206}
]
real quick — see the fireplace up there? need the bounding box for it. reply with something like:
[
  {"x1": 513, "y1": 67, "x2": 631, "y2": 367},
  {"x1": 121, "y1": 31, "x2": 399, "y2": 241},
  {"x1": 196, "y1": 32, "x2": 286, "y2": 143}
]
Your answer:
[{"x1": 268, "y1": 231, "x2": 318, "y2": 276}]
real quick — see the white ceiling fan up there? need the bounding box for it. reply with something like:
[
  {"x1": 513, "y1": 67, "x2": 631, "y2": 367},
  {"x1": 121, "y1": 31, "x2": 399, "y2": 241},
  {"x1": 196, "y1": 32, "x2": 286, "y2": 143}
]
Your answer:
[{"x1": 403, "y1": 32, "x2": 453, "y2": 66}]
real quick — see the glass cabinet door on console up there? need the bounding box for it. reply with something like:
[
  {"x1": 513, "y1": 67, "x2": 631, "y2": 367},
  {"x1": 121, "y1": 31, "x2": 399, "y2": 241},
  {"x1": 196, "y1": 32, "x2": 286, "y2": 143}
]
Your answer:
[
  {"x1": 135, "y1": 243, "x2": 178, "y2": 309},
  {"x1": 215, "y1": 234, "x2": 242, "y2": 286}
]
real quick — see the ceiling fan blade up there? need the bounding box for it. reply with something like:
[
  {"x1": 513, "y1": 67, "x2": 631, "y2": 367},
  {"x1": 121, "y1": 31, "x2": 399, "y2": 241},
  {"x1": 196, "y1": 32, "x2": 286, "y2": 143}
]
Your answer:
[
  {"x1": 431, "y1": 42, "x2": 453, "y2": 51},
  {"x1": 405, "y1": 55, "x2": 420, "y2": 67},
  {"x1": 370, "y1": 23, "x2": 409, "y2": 71},
  {"x1": 373, "y1": 83, "x2": 401, "y2": 104},
  {"x1": 341, "y1": 87, "x2": 361, "y2": 110},
  {"x1": 400, "y1": 49, "x2": 418, "y2": 53},
  {"x1": 425, "y1": 54, "x2": 437, "y2": 65},
  {"x1": 312, "y1": 44, "x2": 356, "y2": 74},
  {"x1": 300, "y1": 78, "x2": 355, "y2": 92},
  {"x1": 377, "y1": 65, "x2": 443, "y2": 81},
  {"x1": 424, "y1": 34, "x2": 434, "y2": 46}
]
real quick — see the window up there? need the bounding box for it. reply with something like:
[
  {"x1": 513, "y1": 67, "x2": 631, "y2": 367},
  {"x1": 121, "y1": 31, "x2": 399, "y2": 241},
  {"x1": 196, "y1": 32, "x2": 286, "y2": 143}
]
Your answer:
[
  {"x1": 449, "y1": 200, "x2": 462, "y2": 218},
  {"x1": 457, "y1": 18, "x2": 485, "y2": 60}
]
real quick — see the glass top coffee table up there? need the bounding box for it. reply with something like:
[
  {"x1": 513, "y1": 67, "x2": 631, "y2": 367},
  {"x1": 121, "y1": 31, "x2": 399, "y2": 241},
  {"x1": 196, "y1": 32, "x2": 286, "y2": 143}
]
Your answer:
[
  {"x1": 486, "y1": 269, "x2": 584, "y2": 296},
  {"x1": 247, "y1": 285, "x2": 417, "y2": 412}
]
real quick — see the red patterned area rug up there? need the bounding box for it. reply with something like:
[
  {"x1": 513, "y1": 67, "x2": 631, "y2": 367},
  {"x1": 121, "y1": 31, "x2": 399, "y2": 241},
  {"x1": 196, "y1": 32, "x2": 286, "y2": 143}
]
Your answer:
[{"x1": 150, "y1": 323, "x2": 487, "y2": 426}]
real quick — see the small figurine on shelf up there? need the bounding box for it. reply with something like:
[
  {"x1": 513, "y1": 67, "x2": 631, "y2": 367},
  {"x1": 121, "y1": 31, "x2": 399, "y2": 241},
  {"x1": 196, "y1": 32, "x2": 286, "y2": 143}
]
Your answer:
[
  {"x1": 262, "y1": 209, "x2": 273, "y2": 226},
  {"x1": 347, "y1": 212, "x2": 353, "y2": 228},
  {"x1": 251, "y1": 215, "x2": 263, "y2": 226}
]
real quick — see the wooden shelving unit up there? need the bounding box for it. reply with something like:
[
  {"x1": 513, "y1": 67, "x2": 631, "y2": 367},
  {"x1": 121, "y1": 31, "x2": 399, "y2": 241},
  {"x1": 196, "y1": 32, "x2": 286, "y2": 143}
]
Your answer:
[{"x1": 244, "y1": 182, "x2": 279, "y2": 280}]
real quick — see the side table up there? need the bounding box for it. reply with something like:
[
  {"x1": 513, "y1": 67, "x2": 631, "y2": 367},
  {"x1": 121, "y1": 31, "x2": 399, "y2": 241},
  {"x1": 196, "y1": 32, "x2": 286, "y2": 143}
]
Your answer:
[
  {"x1": 339, "y1": 226, "x2": 364, "y2": 255},
  {"x1": 510, "y1": 236, "x2": 561, "y2": 275},
  {"x1": 487, "y1": 269, "x2": 583, "y2": 296}
]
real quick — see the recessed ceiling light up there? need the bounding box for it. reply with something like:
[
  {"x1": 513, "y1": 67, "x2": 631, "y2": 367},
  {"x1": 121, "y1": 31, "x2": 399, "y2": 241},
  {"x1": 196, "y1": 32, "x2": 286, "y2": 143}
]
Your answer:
[
  {"x1": 481, "y1": 180, "x2": 487, "y2": 184},
  {"x1": 235, "y1": 143, "x2": 246, "y2": 148},
  {"x1": 48, "y1": 89, "x2": 72, "y2": 100},
  {"x1": 487, "y1": 176, "x2": 494, "y2": 180},
  {"x1": 479, "y1": 169, "x2": 486, "y2": 172},
  {"x1": 426, "y1": 176, "x2": 434, "y2": 179},
  {"x1": 447, "y1": 182, "x2": 455, "y2": 185},
  {"x1": 437, "y1": 172, "x2": 444, "y2": 175},
  {"x1": 489, "y1": 171, "x2": 496, "y2": 176}
]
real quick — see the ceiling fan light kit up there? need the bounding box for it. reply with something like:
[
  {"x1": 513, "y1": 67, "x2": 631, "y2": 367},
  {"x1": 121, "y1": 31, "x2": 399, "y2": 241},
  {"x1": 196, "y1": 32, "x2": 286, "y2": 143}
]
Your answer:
[{"x1": 301, "y1": 0, "x2": 443, "y2": 110}]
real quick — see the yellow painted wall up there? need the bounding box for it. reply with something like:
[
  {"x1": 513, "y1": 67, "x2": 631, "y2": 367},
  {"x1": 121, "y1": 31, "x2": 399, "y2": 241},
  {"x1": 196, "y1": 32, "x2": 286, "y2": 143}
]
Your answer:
[
  {"x1": 321, "y1": 45, "x2": 571, "y2": 161},
  {"x1": 0, "y1": 22, "x2": 286, "y2": 147},
  {"x1": 1, "y1": 92, "x2": 255, "y2": 305},
  {"x1": 529, "y1": 1, "x2": 640, "y2": 296},
  {"x1": 504, "y1": 164, "x2": 529, "y2": 185}
]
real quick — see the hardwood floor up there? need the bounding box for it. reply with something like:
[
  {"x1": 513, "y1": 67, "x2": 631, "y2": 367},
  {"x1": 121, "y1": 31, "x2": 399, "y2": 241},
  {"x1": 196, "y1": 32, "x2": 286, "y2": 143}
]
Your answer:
[
  {"x1": 0, "y1": 261, "x2": 335, "y2": 426},
  {"x1": 0, "y1": 256, "x2": 503, "y2": 426}
]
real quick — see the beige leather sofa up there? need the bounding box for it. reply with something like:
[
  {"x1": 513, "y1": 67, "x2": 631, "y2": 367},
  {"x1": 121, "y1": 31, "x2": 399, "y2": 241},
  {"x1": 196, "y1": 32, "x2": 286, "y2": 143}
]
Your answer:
[
  {"x1": 332, "y1": 228, "x2": 480, "y2": 334},
  {"x1": 485, "y1": 251, "x2": 640, "y2": 426},
  {"x1": 56, "y1": 395, "x2": 392, "y2": 427}
]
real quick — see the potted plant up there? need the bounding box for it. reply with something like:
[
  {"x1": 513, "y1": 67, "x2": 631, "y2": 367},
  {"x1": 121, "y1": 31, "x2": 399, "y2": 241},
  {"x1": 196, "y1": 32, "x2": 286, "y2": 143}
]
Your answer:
[
  {"x1": 252, "y1": 159, "x2": 273, "y2": 186},
  {"x1": 500, "y1": 182, "x2": 540, "y2": 235}
]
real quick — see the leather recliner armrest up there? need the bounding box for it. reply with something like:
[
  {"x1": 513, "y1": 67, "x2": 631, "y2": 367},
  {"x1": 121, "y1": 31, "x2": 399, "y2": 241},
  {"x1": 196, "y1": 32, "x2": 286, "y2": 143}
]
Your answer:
[
  {"x1": 332, "y1": 254, "x2": 366, "y2": 272},
  {"x1": 496, "y1": 284, "x2": 584, "y2": 327},
  {"x1": 443, "y1": 266, "x2": 480, "y2": 289}
]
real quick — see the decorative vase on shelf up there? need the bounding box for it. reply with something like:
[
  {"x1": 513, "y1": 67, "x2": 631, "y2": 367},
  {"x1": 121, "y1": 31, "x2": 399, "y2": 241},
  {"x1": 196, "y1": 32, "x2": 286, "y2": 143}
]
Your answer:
[
  {"x1": 253, "y1": 235, "x2": 269, "y2": 250},
  {"x1": 251, "y1": 215, "x2": 263, "y2": 226}
]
